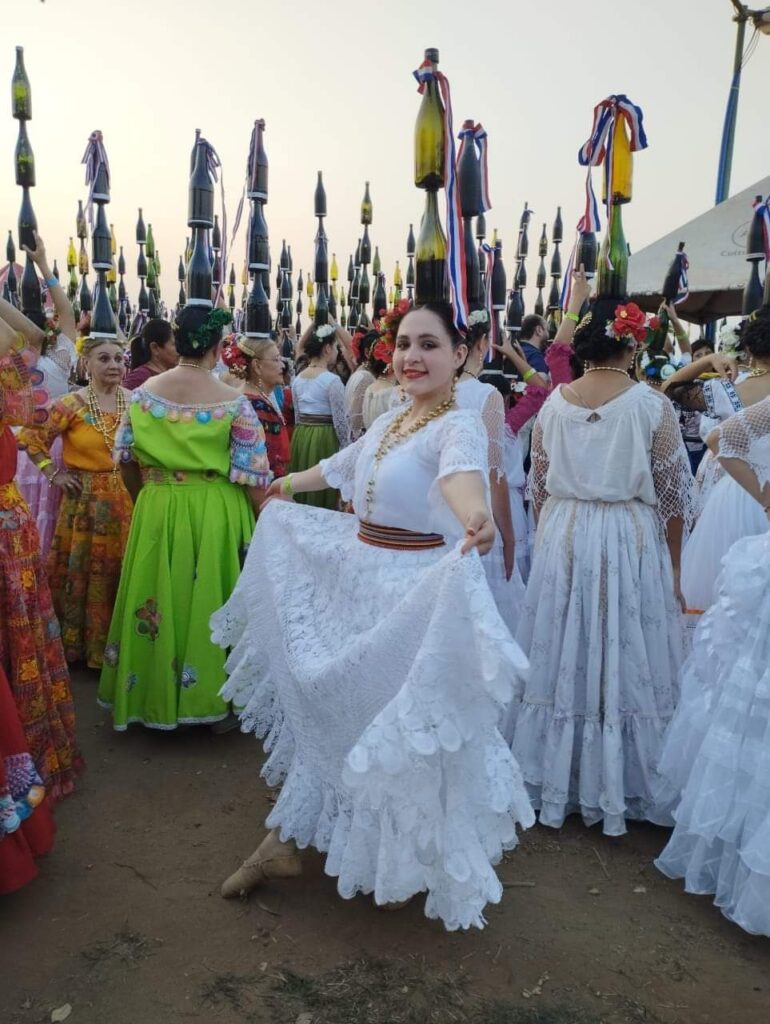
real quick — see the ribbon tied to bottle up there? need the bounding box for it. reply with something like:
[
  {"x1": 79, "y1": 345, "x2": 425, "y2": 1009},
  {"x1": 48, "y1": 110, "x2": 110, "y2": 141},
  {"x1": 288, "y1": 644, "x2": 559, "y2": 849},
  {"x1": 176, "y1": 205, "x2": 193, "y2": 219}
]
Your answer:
[
  {"x1": 81, "y1": 130, "x2": 111, "y2": 229},
  {"x1": 198, "y1": 136, "x2": 231, "y2": 306},
  {"x1": 752, "y1": 196, "x2": 770, "y2": 262},
  {"x1": 561, "y1": 95, "x2": 648, "y2": 310},
  {"x1": 456, "y1": 122, "x2": 492, "y2": 214},
  {"x1": 477, "y1": 241, "x2": 495, "y2": 362},
  {"x1": 413, "y1": 59, "x2": 468, "y2": 331}
]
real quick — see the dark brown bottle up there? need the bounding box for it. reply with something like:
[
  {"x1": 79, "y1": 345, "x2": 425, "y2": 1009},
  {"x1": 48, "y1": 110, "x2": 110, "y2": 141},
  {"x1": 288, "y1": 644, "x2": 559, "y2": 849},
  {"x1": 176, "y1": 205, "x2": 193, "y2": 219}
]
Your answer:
[
  {"x1": 189, "y1": 141, "x2": 215, "y2": 228},
  {"x1": 18, "y1": 187, "x2": 37, "y2": 250},
  {"x1": 248, "y1": 119, "x2": 268, "y2": 200},
  {"x1": 314, "y1": 171, "x2": 327, "y2": 218}
]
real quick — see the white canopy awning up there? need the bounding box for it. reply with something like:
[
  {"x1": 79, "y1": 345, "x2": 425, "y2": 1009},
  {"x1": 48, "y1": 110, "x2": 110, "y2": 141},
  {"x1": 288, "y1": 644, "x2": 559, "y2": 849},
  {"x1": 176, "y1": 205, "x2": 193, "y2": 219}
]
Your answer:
[{"x1": 627, "y1": 176, "x2": 770, "y2": 323}]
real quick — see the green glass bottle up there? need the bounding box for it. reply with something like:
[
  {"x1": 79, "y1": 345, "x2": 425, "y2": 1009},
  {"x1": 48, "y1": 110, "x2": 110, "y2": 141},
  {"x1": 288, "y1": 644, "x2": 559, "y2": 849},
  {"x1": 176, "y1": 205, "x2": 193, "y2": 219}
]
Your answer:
[
  {"x1": 11, "y1": 47, "x2": 31, "y2": 120},
  {"x1": 415, "y1": 189, "x2": 448, "y2": 303},
  {"x1": 596, "y1": 203, "x2": 628, "y2": 298},
  {"x1": 361, "y1": 181, "x2": 373, "y2": 225},
  {"x1": 14, "y1": 121, "x2": 35, "y2": 188},
  {"x1": 414, "y1": 48, "x2": 444, "y2": 190}
]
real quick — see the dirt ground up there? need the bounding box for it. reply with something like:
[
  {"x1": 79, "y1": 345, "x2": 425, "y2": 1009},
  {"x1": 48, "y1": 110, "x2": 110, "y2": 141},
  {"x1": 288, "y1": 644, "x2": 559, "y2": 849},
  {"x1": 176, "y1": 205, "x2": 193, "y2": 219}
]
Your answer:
[{"x1": 2, "y1": 670, "x2": 768, "y2": 1024}]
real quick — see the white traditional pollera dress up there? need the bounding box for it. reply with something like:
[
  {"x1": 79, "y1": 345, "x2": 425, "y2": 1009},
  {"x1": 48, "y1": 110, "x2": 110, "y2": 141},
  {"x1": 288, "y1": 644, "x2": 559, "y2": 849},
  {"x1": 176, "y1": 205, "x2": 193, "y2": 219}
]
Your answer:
[
  {"x1": 211, "y1": 406, "x2": 534, "y2": 930},
  {"x1": 679, "y1": 378, "x2": 769, "y2": 612},
  {"x1": 455, "y1": 377, "x2": 525, "y2": 632},
  {"x1": 509, "y1": 383, "x2": 693, "y2": 836},
  {"x1": 654, "y1": 398, "x2": 770, "y2": 936}
]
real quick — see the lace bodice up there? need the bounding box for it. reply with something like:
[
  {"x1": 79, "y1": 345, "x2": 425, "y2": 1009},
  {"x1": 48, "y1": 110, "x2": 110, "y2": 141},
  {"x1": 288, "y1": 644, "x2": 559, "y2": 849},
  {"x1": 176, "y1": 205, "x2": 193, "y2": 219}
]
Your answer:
[
  {"x1": 320, "y1": 407, "x2": 488, "y2": 540},
  {"x1": 362, "y1": 381, "x2": 397, "y2": 431},
  {"x1": 713, "y1": 396, "x2": 770, "y2": 491},
  {"x1": 292, "y1": 371, "x2": 348, "y2": 446},
  {"x1": 456, "y1": 377, "x2": 506, "y2": 481},
  {"x1": 344, "y1": 367, "x2": 374, "y2": 442},
  {"x1": 39, "y1": 335, "x2": 77, "y2": 399},
  {"x1": 530, "y1": 384, "x2": 694, "y2": 529}
]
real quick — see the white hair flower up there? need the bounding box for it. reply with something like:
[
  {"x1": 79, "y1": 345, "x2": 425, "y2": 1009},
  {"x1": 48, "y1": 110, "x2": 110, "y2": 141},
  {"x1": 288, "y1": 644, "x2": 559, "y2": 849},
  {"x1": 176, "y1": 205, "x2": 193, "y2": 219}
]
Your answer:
[
  {"x1": 639, "y1": 351, "x2": 651, "y2": 370},
  {"x1": 315, "y1": 324, "x2": 335, "y2": 340},
  {"x1": 467, "y1": 309, "x2": 489, "y2": 327},
  {"x1": 660, "y1": 362, "x2": 676, "y2": 381}
]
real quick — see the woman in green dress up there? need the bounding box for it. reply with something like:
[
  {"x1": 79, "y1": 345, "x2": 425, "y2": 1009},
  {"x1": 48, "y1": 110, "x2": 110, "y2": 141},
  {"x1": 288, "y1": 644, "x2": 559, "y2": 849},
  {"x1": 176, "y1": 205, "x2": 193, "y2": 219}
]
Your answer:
[
  {"x1": 288, "y1": 324, "x2": 349, "y2": 508},
  {"x1": 98, "y1": 307, "x2": 272, "y2": 731}
]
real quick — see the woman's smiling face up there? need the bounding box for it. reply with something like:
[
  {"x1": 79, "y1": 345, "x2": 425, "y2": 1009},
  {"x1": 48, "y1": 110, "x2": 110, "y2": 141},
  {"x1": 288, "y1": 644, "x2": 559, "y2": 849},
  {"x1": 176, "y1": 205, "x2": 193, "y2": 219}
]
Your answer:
[{"x1": 393, "y1": 308, "x2": 466, "y2": 398}]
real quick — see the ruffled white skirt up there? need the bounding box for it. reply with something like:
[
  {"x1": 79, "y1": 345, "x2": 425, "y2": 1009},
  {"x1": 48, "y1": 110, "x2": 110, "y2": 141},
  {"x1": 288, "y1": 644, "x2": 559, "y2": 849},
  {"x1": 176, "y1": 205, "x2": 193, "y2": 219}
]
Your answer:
[
  {"x1": 681, "y1": 473, "x2": 769, "y2": 612},
  {"x1": 655, "y1": 532, "x2": 770, "y2": 936},
  {"x1": 211, "y1": 501, "x2": 534, "y2": 930},
  {"x1": 508, "y1": 496, "x2": 683, "y2": 836}
]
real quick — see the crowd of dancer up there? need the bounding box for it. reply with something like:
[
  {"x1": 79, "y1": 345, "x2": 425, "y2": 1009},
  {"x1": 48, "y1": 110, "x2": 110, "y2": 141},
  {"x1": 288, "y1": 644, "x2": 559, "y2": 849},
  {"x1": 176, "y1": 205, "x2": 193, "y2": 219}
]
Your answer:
[{"x1": 2, "y1": 228, "x2": 770, "y2": 940}]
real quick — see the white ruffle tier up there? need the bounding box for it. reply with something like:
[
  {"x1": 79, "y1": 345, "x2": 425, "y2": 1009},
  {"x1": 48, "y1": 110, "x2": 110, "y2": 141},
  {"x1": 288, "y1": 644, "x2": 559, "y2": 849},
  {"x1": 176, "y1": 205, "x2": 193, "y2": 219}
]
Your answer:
[
  {"x1": 681, "y1": 472, "x2": 769, "y2": 612},
  {"x1": 211, "y1": 501, "x2": 534, "y2": 930},
  {"x1": 655, "y1": 532, "x2": 770, "y2": 937},
  {"x1": 508, "y1": 496, "x2": 683, "y2": 836}
]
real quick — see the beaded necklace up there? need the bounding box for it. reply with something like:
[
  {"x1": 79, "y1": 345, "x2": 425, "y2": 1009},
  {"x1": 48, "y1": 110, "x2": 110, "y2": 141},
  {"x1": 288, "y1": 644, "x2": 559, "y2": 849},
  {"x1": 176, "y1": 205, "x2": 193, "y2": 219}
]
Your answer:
[
  {"x1": 363, "y1": 386, "x2": 456, "y2": 519},
  {"x1": 86, "y1": 384, "x2": 127, "y2": 467}
]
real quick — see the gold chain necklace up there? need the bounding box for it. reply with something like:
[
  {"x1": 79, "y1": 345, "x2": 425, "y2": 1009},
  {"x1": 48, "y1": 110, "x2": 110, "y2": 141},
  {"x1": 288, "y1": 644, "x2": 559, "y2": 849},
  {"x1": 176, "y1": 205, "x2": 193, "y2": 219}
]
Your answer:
[
  {"x1": 86, "y1": 384, "x2": 127, "y2": 465},
  {"x1": 748, "y1": 367, "x2": 770, "y2": 379},
  {"x1": 583, "y1": 366, "x2": 631, "y2": 376},
  {"x1": 364, "y1": 387, "x2": 456, "y2": 519},
  {"x1": 177, "y1": 360, "x2": 211, "y2": 371}
]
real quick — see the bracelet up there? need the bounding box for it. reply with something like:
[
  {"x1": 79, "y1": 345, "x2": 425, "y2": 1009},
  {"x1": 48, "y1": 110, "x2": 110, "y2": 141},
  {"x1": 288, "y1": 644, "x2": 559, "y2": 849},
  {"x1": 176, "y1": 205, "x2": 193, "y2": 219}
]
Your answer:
[
  {"x1": 47, "y1": 469, "x2": 60, "y2": 487},
  {"x1": 280, "y1": 474, "x2": 295, "y2": 497},
  {"x1": 37, "y1": 458, "x2": 53, "y2": 472},
  {"x1": 45, "y1": 276, "x2": 58, "y2": 289},
  {"x1": 523, "y1": 367, "x2": 537, "y2": 383},
  {"x1": 564, "y1": 311, "x2": 580, "y2": 324}
]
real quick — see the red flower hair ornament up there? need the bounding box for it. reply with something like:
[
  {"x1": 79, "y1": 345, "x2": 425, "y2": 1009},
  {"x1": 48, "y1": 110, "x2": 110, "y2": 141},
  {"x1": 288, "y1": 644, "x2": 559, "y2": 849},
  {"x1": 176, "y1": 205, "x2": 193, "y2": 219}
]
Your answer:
[{"x1": 605, "y1": 302, "x2": 649, "y2": 344}]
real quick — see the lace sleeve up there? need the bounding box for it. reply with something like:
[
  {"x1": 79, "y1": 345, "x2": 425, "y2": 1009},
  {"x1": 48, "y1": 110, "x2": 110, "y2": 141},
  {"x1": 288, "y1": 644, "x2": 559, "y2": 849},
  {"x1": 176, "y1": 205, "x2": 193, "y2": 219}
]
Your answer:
[
  {"x1": 435, "y1": 410, "x2": 488, "y2": 482},
  {"x1": 529, "y1": 418, "x2": 550, "y2": 518},
  {"x1": 713, "y1": 397, "x2": 770, "y2": 491},
  {"x1": 481, "y1": 389, "x2": 506, "y2": 481},
  {"x1": 229, "y1": 397, "x2": 273, "y2": 487},
  {"x1": 328, "y1": 375, "x2": 349, "y2": 448},
  {"x1": 319, "y1": 430, "x2": 369, "y2": 500},
  {"x1": 650, "y1": 396, "x2": 695, "y2": 531},
  {"x1": 505, "y1": 382, "x2": 550, "y2": 435},
  {"x1": 545, "y1": 342, "x2": 576, "y2": 387},
  {"x1": 0, "y1": 350, "x2": 34, "y2": 427}
]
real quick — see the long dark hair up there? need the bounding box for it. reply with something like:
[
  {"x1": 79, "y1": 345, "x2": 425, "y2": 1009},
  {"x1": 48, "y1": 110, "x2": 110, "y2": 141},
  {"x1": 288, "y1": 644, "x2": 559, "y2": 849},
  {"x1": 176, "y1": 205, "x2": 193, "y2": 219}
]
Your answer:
[{"x1": 129, "y1": 318, "x2": 173, "y2": 369}]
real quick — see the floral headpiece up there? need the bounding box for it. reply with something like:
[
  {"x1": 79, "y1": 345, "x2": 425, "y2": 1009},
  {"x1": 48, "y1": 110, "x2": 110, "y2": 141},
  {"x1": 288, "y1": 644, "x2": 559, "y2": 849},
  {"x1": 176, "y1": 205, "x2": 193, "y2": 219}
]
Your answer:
[
  {"x1": 42, "y1": 315, "x2": 61, "y2": 353},
  {"x1": 373, "y1": 297, "x2": 412, "y2": 366},
  {"x1": 171, "y1": 307, "x2": 233, "y2": 351},
  {"x1": 637, "y1": 348, "x2": 678, "y2": 382},
  {"x1": 315, "y1": 323, "x2": 335, "y2": 341},
  {"x1": 221, "y1": 333, "x2": 258, "y2": 378},
  {"x1": 604, "y1": 302, "x2": 650, "y2": 344},
  {"x1": 718, "y1": 322, "x2": 742, "y2": 356},
  {"x1": 467, "y1": 308, "x2": 490, "y2": 328}
]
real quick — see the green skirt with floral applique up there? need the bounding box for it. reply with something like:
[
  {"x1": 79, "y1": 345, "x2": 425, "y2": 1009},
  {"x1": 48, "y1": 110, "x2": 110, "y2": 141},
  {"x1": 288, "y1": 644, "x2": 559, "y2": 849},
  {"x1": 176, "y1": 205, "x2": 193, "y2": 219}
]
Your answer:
[{"x1": 97, "y1": 471, "x2": 254, "y2": 730}]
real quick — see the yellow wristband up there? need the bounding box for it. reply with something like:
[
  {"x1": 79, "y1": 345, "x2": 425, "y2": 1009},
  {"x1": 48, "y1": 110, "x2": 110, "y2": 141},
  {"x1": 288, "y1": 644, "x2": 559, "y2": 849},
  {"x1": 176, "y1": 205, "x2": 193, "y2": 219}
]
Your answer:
[
  {"x1": 280, "y1": 474, "x2": 295, "y2": 497},
  {"x1": 564, "y1": 311, "x2": 580, "y2": 324},
  {"x1": 37, "y1": 458, "x2": 53, "y2": 472},
  {"x1": 523, "y1": 367, "x2": 537, "y2": 383},
  {"x1": 11, "y1": 331, "x2": 25, "y2": 353}
]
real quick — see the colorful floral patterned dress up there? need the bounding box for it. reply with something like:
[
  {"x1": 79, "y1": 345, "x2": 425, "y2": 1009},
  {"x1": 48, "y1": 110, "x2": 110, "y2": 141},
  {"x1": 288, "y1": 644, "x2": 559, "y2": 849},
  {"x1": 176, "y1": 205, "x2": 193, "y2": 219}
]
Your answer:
[
  {"x1": 0, "y1": 350, "x2": 79, "y2": 827},
  {"x1": 18, "y1": 391, "x2": 134, "y2": 668},
  {"x1": 98, "y1": 388, "x2": 271, "y2": 730},
  {"x1": 244, "y1": 386, "x2": 293, "y2": 478}
]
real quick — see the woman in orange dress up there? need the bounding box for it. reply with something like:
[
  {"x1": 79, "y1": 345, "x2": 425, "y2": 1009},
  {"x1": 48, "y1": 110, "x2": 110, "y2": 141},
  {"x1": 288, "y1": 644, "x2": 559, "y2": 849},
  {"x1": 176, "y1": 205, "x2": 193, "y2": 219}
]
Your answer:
[{"x1": 19, "y1": 337, "x2": 133, "y2": 669}]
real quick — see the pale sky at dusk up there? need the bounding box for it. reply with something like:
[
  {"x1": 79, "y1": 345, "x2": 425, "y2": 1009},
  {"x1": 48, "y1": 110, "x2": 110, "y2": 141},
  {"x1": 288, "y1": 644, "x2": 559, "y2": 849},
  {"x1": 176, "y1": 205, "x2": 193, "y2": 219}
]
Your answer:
[{"x1": 2, "y1": 0, "x2": 769, "y2": 316}]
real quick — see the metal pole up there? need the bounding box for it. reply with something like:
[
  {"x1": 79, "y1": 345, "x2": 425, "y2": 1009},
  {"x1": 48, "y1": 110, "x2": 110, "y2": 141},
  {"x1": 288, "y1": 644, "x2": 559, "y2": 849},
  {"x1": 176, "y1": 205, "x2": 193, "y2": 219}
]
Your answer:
[{"x1": 715, "y1": 8, "x2": 748, "y2": 204}]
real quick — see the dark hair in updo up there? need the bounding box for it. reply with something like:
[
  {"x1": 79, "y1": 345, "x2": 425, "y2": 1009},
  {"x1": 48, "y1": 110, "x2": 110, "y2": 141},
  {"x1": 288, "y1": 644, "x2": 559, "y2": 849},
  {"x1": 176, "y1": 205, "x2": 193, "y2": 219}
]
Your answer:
[
  {"x1": 130, "y1": 318, "x2": 174, "y2": 369},
  {"x1": 174, "y1": 306, "x2": 232, "y2": 358},
  {"x1": 573, "y1": 296, "x2": 633, "y2": 364},
  {"x1": 742, "y1": 307, "x2": 770, "y2": 360},
  {"x1": 404, "y1": 300, "x2": 466, "y2": 349},
  {"x1": 303, "y1": 327, "x2": 337, "y2": 360}
]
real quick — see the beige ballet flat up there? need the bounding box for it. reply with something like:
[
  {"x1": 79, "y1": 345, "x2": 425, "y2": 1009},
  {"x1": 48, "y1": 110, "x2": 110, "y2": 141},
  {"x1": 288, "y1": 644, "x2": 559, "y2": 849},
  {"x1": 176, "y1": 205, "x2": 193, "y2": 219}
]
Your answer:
[{"x1": 221, "y1": 833, "x2": 302, "y2": 899}]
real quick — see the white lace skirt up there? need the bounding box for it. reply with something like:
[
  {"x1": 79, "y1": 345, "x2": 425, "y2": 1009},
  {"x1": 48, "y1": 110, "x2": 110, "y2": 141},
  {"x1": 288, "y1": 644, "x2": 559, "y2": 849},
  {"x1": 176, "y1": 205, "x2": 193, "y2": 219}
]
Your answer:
[
  {"x1": 681, "y1": 473, "x2": 769, "y2": 612},
  {"x1": 655, "y1": 532, "x2": 770, "y2": 937},
  {"x1": 211, "y1": 501, "x2": 534, "y2": 930},
  {"x1": 508, "y1": 496, "x2": 683, "y2": 836},
  {"x1": 483, "y1": 533, "x2": 526, "y2": 637}
]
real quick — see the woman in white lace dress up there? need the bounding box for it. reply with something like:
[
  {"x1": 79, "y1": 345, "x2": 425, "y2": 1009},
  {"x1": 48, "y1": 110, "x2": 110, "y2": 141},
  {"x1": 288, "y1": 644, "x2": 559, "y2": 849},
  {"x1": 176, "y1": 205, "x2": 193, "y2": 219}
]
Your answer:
[
  {"x1": 211, "y1": 302, "x2": 533, "y2": 930},
  {"x1": 288, "y1": 325, "x2": 348, "y2": 509},
  {"x1": 654, "y1": 397, "x2": 770, "y2": 936},
  {"x1": 343, "y1": 329, "x2": 376, "y2": 442},
  {"x1": 509, "y1": 299, "x2": 693, "y2": 836},
  {"x1": 455, "y1": 312, "x2": 524, "y2": 635},
  {"x1": 664, "y1": 316, "x2": 770, "y2": 612}
]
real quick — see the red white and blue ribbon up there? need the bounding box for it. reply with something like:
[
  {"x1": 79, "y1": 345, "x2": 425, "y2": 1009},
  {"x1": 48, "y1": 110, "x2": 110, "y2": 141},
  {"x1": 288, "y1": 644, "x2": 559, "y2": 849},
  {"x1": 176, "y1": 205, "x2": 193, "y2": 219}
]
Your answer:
[
  {"x1": 81, "y1": 130, "x2": 110, "y2": 229},
  {"x1": 199, "y1": 136, "x2": 232, "y2": 305},
  {"x1": 456, "y1": 122, "x2": 492, "y2": 213},
  {"x1": 478, "y1": 241, "x2": 495, "y2": 361},
  {"x1": 752, "y1": 195, "x2": 770, "y2": 262},
  {"x1": 414, "y1": 60, "x2": 468, "y2": 330}
]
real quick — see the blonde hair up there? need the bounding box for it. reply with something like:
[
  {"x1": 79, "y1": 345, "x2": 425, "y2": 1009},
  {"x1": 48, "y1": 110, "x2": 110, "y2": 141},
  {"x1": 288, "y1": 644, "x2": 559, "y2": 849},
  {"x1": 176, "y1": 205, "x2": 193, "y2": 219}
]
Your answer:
[{"x1": 82, "y1": 336, "x2": 126, "y2": 357}]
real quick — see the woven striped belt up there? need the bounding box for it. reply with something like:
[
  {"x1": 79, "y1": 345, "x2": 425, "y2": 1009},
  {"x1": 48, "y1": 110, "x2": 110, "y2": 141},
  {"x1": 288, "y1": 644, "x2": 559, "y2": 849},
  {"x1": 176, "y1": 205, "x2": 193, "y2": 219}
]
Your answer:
[
  {"x1": 357, "y1": 520, "x2": 445, "y2": 551},
  {"x1": 296, "y1": 414, "x2": 333, "y2": 426}
]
